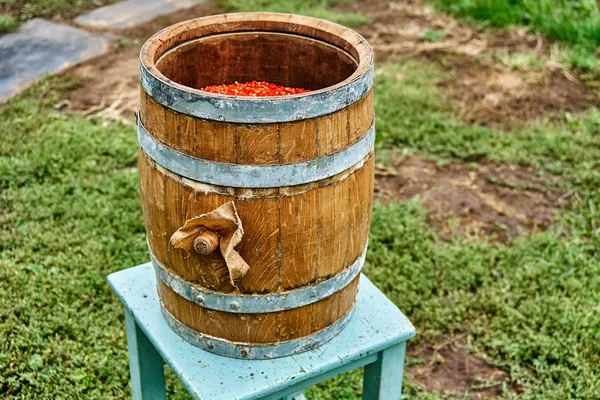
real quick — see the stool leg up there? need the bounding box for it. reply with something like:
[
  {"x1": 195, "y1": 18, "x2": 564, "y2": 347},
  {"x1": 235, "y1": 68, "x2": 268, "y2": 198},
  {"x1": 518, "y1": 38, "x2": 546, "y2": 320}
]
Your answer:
[
  {"x1": 362, "y1": 342, "x2": 406, "y2": 400},
  {"x1": 124, "y1": 308, "x2": 166, "y2": 400}
]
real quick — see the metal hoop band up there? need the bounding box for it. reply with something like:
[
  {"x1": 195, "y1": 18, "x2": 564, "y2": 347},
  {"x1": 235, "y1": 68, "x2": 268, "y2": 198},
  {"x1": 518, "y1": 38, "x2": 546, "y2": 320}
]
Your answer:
[
  {"x1": 140, "y1": 62, "x2": 373, "y2": 123},
  {"x1": 137, "y1": 119, "x2": 375, "y2": 188},
  {"x1": 160, "y1": 301, "x2": 355, "y2": 359},
  {"x1": 151, "y1": 244, "x2": 366, "y2": 313}
]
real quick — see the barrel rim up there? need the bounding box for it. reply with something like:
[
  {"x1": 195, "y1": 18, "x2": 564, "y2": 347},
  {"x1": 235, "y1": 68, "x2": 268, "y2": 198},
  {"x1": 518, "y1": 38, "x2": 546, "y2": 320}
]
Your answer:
[{"x1": 139, "y1": 12, "x2": 374, "y2": 123}]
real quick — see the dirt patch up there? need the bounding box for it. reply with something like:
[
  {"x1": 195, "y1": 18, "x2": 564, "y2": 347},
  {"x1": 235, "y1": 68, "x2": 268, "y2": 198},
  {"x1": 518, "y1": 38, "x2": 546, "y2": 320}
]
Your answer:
[
  {"x1": 442, "y1": 59, "x2": 597, "y2": 128},
  {"x1": 408, "y1": 337, "x2": 517, "y2": 398},
  {"x1": 64, "y1": 1, "x2": 219, "y2": 122},
  {"x1": 338, "y1": 1, "x2": 547, "y2": 60},
  {"x1": 68, "y1": 48, "x2": 140, "y2": 123},
  {"x1": 338, "y1": 0, "x2": 600, "y2": 127},
  {"x1": 375, "y1": 156, "x2": 565, "y2": 241}
]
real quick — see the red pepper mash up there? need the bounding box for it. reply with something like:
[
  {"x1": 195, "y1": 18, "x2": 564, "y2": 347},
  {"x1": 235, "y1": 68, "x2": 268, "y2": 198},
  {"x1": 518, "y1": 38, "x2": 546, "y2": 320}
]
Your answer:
[{"x1": 202, "y1": 81, "x2": 311, "y2": 96}]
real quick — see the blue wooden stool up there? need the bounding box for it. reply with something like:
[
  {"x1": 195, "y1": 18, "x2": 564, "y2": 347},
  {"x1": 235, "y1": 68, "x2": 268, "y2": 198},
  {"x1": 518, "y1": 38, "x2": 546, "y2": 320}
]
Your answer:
[{"x1": 108, "y1": 263, "x2": 415, "y2": 400}]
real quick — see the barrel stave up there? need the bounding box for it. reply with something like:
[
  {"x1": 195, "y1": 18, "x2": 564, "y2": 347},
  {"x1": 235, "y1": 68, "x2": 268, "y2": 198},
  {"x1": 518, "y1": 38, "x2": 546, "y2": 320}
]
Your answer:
[
  {"x1": 157, "y1": 275, "x2": 359, "y2": 344},
  {"x1": 280, "y1": 189, "x2": 319, "y2": 289},
  {"x1": 140, "y1": 152, "x2": 373, "y2": 294},
  {"x1": 235, "y1": 196, "x2": 280, "y2": 293}
]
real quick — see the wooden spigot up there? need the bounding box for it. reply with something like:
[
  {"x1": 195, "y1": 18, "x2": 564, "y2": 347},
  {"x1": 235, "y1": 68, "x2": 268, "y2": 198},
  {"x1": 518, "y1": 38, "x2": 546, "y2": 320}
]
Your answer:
[{"x1": 193, "y1": 230, "x2": 220, "y2": 255}]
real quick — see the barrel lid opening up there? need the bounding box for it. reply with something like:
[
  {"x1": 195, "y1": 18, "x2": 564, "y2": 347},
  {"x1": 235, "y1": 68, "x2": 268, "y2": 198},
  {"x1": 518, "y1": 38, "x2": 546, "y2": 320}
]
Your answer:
[
  {"x1": 140, "y1": 13, "x2": 374, "y2": 122},
  {"x1": 155, "y1": 31, "x2": 359, "y2": 95}
]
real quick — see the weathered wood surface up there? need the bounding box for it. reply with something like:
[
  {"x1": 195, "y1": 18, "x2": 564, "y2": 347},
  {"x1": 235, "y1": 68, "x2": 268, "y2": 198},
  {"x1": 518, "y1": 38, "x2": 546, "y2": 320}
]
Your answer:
[
  {"x1": 139, "y1": 152, "x2": 373, "y2": 293},
  {"x1": 138, "y1": 12, "x2": 374, "y2": 348}
]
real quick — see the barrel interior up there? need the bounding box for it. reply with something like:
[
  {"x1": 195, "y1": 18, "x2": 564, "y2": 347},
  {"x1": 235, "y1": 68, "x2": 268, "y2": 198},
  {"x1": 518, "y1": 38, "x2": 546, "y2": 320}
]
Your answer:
[{"x1": 156, "y1": 32, "x2": 358, "y2": 91}]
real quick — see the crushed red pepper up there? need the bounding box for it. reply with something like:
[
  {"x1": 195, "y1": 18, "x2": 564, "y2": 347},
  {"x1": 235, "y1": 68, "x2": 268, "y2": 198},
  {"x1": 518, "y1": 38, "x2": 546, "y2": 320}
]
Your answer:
[{"x1": 201, "y1": 81, "x2": 311, "y2": 97}]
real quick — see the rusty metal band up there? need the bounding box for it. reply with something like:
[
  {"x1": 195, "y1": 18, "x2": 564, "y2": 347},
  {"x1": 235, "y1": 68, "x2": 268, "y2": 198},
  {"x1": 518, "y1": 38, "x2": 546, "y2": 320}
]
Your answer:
[
  {"x1": 137, "y1": 119, "x2": 375, "y2": 188},
  {"x1": 160, "y1": 300, "x2": 355, "y2": 359},
  {"x1": 151, "y1": 243, "x2": 366, "y2": 313},
  {"x1": 140, "y1": 62, "x2": 373, "y2": 123}
]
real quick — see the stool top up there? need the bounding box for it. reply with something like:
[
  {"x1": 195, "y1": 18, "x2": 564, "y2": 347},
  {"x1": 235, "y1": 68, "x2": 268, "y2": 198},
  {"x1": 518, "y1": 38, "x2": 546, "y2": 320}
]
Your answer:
[{"x1": 108, "y1": 264, "x2": 415, "y2": 400}]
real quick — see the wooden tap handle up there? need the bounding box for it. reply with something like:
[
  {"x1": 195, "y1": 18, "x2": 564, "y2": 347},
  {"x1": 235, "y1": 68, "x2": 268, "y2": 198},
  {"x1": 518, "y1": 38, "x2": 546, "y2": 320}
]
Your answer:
[{"x1": 193, "y1": 230, "x2": 220, "y2": 255}]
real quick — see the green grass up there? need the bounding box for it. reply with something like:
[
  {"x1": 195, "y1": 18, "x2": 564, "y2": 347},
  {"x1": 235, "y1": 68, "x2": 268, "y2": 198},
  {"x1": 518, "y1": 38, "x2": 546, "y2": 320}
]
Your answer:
[
  {"x1": 420, "y1": 29, "x2": 446, "y2": 42},
  {"x1": 0, "y1": 14, "x2": 18, "y2": 33},
  {"x1": 335, "y1": 59, "x2": 600, "y2": 399},
  {"x1": 0, "y1": 0, "x2": 116, "y2": 21},
  {"x1": 0, "y1": 79, "x2": 140, "y2": 399},
  {"x1": 220, "y1": 0, "x2": 371, "y2": 26},
  {"x1": 1, "y1": 55, "x2": 599, "y2": 399},
  {"x1": 427, "y1": 0, "x2": 600, "y2": 73},
  {"x1": 429, "y1": 0, "x2": 600, "y2": 44},
  {"x1": 371, "y1": 59, "x2": 600, "y2": 398},
  {"x1": 368, "y1": 201, "x2": 600, "y2": 399}
]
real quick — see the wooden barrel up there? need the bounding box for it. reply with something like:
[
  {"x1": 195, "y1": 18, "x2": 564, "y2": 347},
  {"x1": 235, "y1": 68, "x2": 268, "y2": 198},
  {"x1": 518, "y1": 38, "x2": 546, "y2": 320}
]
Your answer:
[{"x1": 138, "y1": 12, "x2": 374, "y2": 359}]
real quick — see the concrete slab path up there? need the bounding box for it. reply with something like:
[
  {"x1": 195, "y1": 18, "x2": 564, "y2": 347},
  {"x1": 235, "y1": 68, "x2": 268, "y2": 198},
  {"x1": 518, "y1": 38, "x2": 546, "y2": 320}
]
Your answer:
[
  {"x1": 74, "y1": 0, "x2": 205, "y2": 30},
  {"x1": 0, "y1": 19, "x2": 112, "y2": 104}
]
